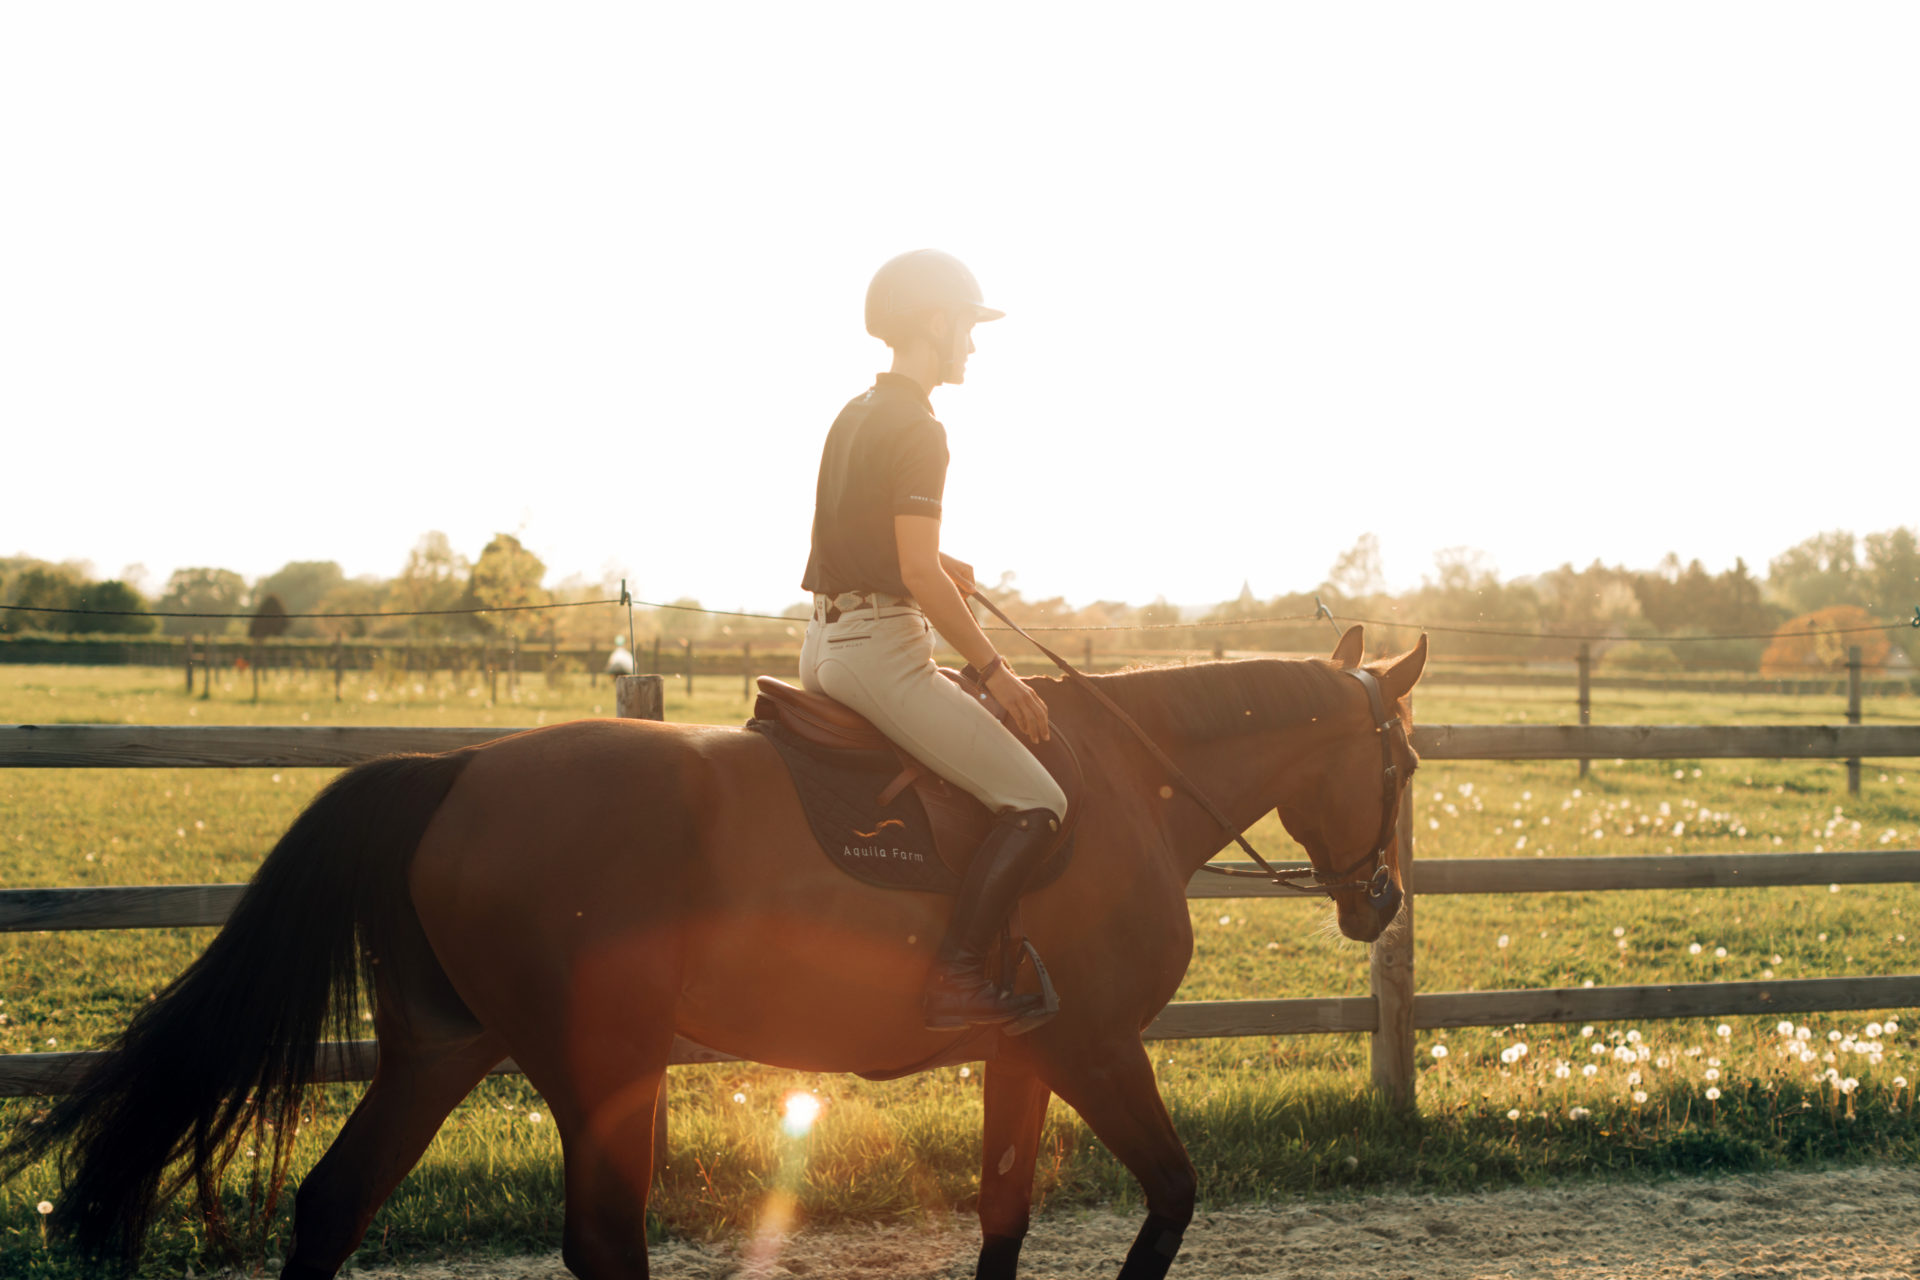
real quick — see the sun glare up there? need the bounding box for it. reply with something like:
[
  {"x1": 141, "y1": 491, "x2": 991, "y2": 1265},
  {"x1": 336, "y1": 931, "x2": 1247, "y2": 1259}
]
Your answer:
[{"x1": 780, "y1": 1091, "x2": 822, "y2": 1138}]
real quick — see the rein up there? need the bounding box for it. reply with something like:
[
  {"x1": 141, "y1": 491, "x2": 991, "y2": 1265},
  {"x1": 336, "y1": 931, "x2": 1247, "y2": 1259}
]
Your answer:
[{"x1": 969, "y1": 591, "x2": 1400, "y2": 898}]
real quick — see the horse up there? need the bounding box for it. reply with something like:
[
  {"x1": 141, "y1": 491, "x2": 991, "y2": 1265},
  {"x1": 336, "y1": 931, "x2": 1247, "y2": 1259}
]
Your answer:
[{"x1": 3, "y1": 625, "x2": 1425, "y2": 1279}]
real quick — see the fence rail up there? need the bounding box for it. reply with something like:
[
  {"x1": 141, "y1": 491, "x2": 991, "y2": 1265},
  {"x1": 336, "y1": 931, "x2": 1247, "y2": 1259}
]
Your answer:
[
  {"x1": 5, "y1": 721, "x2": 1918, "y2": 768},
  {"x1": 12, "y1": 849, "x2": 1920, "y2": 934},
  {"x1": 5, "y1": 701, "x2": 1919, "y2": 1103}
]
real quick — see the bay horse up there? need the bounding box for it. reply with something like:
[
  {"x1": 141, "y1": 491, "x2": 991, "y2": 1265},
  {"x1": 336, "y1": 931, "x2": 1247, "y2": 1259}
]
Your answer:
[{"x1": 3, "y1": 625, "x2": 1424, "y2": 1279}]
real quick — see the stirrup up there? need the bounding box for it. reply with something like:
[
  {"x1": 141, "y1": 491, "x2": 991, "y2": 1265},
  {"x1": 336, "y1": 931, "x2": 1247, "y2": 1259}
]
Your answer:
[{"x1": 1002, "y1": 938, "x2": 1060, "y2": 1036}]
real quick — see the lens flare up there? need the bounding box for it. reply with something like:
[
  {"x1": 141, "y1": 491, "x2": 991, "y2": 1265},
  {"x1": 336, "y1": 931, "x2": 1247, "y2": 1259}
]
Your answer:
[{"x1": 781, "y1": 1091, "x2": 821, "y2": 1138}]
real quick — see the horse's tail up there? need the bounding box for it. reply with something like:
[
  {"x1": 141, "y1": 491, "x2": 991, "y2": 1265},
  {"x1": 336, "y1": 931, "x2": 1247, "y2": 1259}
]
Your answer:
[{"x1": 0, "y1": 751, "x2": 471, "y2": 1270}]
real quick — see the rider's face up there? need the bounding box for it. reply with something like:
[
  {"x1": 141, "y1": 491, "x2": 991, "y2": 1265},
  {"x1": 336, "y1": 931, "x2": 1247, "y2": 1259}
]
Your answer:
[{"x1": 942, "y1": 315, "x2": 978, "y2": 385}]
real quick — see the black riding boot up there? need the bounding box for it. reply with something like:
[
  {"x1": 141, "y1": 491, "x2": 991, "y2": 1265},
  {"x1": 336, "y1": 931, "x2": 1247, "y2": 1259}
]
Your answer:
[{"x1": 923, "y1": 807, "x2": 1061, "y2": 1030}]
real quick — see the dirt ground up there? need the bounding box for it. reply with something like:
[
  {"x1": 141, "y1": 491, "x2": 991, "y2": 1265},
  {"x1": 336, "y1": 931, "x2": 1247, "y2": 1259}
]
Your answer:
[{"x1": 352, "y1": 1163, "x2": 1920, "y2": 1279}]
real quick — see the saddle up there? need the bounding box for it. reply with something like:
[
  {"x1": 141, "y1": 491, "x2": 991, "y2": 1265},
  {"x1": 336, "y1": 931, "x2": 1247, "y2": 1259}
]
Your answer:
[
  {"x1": 747, "y1": 669, "x2": 1083, "y2": 896},
  {"x1": 748, "y1": 669, "x2": 1084, "y2": 1049}
]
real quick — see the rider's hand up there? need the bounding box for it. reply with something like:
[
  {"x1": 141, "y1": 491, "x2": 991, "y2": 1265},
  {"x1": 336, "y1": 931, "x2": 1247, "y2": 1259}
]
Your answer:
[{"x1": 986, "y1": 664, "x2": 1050, "y2": 743}]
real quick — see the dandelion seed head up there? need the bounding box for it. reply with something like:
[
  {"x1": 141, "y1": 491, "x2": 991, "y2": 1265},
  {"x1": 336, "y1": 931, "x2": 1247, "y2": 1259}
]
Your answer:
[
  {"x1": 1705, "y1": 1087, "x2": 1721, "y2": 1101},
  {"x1": 1632, "y1": 1090, "x2": 1648, "y2": 1104},
  {"x1": 1431, "y1": 1044, "x2": 1449, "y2": 1059}
]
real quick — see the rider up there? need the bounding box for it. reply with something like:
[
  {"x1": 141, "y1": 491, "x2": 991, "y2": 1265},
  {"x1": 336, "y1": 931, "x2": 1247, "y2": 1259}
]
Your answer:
[{"x1": 799, "y1": 248, "x2": 1068, "y2": 1031}]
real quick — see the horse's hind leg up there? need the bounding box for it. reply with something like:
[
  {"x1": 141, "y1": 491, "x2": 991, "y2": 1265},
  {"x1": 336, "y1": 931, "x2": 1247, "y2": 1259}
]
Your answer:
[
  {"x1": 282, "y1": 971, "x2": 506, "y2": 1280},
  {"x1": 1039, "y1": 1037, "x2": 1196, "y2": 1280},
  {"x1": 502, "y1": 964, "x2": 680, "y2": 1279},
  {"x1": 976, "y1": 1057, "x2": 1053, "y2": 1280}
]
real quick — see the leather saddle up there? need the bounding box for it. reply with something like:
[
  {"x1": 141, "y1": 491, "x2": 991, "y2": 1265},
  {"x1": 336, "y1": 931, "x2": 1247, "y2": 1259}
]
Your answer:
[{"x1": 750, "y1": 669, "x2": 1083, "y2": 891}]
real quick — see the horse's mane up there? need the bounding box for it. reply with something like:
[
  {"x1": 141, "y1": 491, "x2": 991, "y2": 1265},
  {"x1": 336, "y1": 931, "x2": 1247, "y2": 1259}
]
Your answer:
[{"x1": 1084, "y1": 657, "x2": 1352, "y2": 742}]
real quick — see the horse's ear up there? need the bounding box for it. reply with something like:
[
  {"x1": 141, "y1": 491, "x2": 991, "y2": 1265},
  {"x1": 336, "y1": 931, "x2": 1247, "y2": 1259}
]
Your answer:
[
  {"x1": 1330, "y1": 625, "x2": 1364, "y2": 669},
  {"x1": 1381, "y1": 633, "x2": 1429, "y2": 700}
]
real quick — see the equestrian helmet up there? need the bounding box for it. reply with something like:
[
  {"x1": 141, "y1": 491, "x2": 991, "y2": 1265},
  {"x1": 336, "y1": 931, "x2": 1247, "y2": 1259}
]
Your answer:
[{"x1": 864, "y1": 249, "x2": 1005, "y2": 341}]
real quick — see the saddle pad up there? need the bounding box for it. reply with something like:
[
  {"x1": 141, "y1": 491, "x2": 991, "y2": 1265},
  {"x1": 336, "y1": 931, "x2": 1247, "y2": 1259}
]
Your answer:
[{"x1": 748, "y1": 717, "x2": 962, "y2": 894}]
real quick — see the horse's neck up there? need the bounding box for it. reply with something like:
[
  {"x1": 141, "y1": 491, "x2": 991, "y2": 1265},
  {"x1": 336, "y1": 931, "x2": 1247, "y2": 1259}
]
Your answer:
[
  {"x1": 1154, "y1": 728, "x2": 1322, "y2": 873},
  {"x1": 1061, "y1": 680, "x2": 1329, "y2": 876}
]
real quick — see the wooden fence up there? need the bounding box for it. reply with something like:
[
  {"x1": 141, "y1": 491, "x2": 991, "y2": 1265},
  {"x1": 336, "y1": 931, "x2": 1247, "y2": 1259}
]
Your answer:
[{"x1": 4, "y1": 681, "x2": 1918, "y2": 1107}]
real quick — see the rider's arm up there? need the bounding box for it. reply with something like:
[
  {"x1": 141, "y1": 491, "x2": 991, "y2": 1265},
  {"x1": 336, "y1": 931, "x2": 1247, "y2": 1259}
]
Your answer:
[
  {"x1": 896, "y1": 515, "x2": 1049, "y2": 741},
  {"x1": 938, "y1": 552, "x2": 976, "y2": 596}
]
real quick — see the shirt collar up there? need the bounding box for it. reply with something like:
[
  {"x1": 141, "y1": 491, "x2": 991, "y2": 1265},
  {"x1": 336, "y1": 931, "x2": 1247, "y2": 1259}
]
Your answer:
[{"x1": 874, "y1": 372, "x2": 934, "y2": 411}]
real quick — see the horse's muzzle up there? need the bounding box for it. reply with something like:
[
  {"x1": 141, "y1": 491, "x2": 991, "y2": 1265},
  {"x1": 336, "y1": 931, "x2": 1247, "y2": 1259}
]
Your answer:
[{"x1": 1366, "y1": 867, "x2": 1403, "y2": 929}]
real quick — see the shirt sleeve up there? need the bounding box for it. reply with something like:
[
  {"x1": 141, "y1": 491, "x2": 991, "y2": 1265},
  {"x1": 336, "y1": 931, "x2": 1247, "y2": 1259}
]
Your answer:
[{"x1": 889, "y1": 419, "x2": 949, "y2": 519}]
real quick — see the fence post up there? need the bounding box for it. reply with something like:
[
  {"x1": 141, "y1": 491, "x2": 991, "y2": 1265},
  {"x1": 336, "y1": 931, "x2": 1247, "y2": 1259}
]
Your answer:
[
  {"x1": 613, "y1": 672, "x2": 668, "y2": 1169},
  {"x1": 684, "y1": 638, "x2": 695, "y2": 696},
  {"x1": 1848, "y1": 645, "x2": 1863, "y2": 797},
  {"x1": 742, "y1": 641, "x2": 752, "y2": 700},
  {"x1": 1370, "y1": 730, "x2": 1417, "y2": 1108},
  {"x1": 184, "y1": 637, "x2": 194, "y2": 693},
  {"x1": 1577, "y1": 643, "x2": 1591, "y2": 781},
  {"x1": 199, "y1": 636, "x2": 213, "y2": 700},
  {"x1": 652, "y1": 635, "x2": 661, "y2": 675},
  {"x1": 333, "y1": 638, "x2": 344, "y2": 702},
  {"x1": 615, "y1": 673, "x2": 665, "y2": 723}
]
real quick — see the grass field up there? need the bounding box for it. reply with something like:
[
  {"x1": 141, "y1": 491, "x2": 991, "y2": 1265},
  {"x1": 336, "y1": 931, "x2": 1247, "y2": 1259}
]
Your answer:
[{"x1": 4, "y1": 661, "x2": 1919, "y2": 1277}]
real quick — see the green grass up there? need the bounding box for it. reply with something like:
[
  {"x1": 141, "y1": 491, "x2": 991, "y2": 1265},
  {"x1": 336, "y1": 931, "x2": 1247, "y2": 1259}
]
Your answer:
[{"x1": 3, "y1": 663, "x2": 1919, "y2": 1276}]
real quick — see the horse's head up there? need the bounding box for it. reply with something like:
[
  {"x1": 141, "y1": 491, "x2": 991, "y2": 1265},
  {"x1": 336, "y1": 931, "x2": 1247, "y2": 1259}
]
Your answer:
[{"x1": 1273, "y1": 625, "x2": 1427, "y2": 943}]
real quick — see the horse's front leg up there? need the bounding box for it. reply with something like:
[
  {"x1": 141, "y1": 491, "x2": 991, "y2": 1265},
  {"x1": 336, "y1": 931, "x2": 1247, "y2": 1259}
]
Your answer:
[
  {"x1": 1038, "y1": 1035, "x2": 1196, "y2": 1280},
  {"x1": 976, "y1": 1056, "x2": 1053, "y2": 1279}
]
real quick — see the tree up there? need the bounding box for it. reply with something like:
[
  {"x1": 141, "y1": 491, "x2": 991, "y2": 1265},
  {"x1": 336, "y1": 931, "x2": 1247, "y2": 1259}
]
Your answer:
[
  {"x1": 313, "y1": 577, "x2": 391, "y2": 639},
  {"x1": 1534, "y1": 560, "x2": 1642, "y2": 635},
  {"x1": 254, "y1": 561, "x2": 345, "y2": 635},
  {"x1": 1768, "y1": 530, "x2": 1860, "y2": 615},
  {"x1": 156, "y1": 568, "x2": 249, "y2": 637},
  {"x1": 1323, "y1": 533, "x2": 1385, "y2": 600},
  {"x1": 73, "y1": 580, "x2": 158, "y2": 635},
  {"x1": 468, "y1": 534, "x2": 548, "y2": 638},
  {"x1": 1, "y1": 567, "x2": 82, "y2": 633},
  {"x1": 1759, "y1": 606, "x2": 1890, "y2": 676},
  {"x1": 249, "y1": 595, "x2": 291, "y2": 640},
  {"x1": 1863, "y1": 526, "x2": 1920, "y2": 662},
  {"x1": 389, "y1": 533, "x2": 470, "y2": 638}
]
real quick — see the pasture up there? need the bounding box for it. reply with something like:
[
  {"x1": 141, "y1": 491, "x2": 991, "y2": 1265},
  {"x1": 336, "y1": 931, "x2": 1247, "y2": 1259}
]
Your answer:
[{"x1": 4, "y1": 661, "x2": 1919, "y2": 1277}]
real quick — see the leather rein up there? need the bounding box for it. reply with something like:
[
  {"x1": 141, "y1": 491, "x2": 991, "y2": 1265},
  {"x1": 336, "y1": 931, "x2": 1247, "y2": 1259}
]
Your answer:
[{"x1": 969, "y1": 592, "x2": 1409, "y2": 898}]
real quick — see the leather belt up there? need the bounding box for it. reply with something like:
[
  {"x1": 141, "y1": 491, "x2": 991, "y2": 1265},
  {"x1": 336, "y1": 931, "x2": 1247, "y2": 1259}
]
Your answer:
[{"x1": 813, "y1": 591, "x2": 915, "y2": 623}]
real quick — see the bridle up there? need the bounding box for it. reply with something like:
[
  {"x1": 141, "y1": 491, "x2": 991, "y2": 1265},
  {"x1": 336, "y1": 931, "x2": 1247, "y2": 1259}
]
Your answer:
[{"x1": 968, "y1": 592, "x2": 1411, "y2": 904}]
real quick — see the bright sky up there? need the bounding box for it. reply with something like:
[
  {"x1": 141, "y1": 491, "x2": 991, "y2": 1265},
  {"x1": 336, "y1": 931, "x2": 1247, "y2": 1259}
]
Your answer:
[{"x1": 4, "y1": 4, "x2": 1915, "y2": 613}]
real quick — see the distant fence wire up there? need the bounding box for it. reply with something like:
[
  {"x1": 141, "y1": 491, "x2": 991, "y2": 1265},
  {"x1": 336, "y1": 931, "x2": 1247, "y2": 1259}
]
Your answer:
[{"x1": 3, "y1": 599, "x2": 1917, "y2": 642}]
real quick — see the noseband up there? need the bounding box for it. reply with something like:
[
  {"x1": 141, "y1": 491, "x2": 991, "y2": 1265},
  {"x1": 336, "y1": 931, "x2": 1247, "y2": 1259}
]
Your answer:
[{"x1": 964, "y1": 590, "x2": 1409, "y2": 902}]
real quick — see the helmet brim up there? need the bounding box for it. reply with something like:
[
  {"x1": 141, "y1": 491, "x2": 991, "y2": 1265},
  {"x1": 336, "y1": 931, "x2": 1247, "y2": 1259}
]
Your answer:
[{"x1": 968, "y1": 304, "x2": 1006, "y2": 323}]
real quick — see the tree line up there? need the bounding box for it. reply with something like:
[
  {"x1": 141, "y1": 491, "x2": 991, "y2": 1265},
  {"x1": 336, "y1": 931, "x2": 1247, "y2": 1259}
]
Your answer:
[{"x1": 2, "y1": 526, "x2": 1915, "y2": 672}]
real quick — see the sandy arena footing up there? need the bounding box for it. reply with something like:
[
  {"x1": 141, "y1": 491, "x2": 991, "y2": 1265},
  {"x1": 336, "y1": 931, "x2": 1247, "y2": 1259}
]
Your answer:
[{"x1": 344, "y1": 1164, "x2": 1920, "y2": 1280}]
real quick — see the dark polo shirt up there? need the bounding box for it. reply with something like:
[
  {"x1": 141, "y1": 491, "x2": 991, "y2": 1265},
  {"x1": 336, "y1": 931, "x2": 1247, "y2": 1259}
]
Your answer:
[{"x1": 800, "y1": 373, "x2": 949, "y2": 600}]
